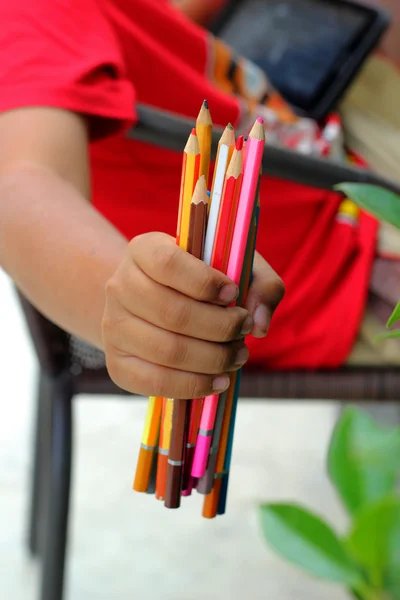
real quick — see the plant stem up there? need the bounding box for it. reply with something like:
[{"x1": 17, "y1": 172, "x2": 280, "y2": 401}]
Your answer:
[{"x1": 353, "y1": 582, "x2": 385, "y2": 600}]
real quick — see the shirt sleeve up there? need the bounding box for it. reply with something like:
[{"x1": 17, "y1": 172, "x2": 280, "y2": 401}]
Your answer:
[{"x1": 0, "y1": 0, "x2": 136, "y2": 139}]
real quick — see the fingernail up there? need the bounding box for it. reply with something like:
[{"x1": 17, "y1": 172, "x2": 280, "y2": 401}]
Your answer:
[
  {"x1": 241, "y1": 315, "x2": 254, "y2": 336},
  {"x1": 253, "y1": 304, "x2": 270, "y2": 336},
  {"x1": 219, "y1": 283, "x2": 239, "y2": 304},
  {"x1": 235, "y1": 346, "x2": 249, "y2": 368},
  {"x1": 212, "y1": 375, "x2": 230, "y2": 392}
]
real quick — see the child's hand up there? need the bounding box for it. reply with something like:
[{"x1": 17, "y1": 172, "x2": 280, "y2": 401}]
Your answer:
[
  {"x1": 244, "y1": 252, "x2": 285, "y2": 338},
  {"x1": 102, "y1": 232, "x2": 253, "y2": 399}
]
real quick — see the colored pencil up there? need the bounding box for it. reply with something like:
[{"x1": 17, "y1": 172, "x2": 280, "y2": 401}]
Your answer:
[
  {"x1": 202, "y1": 374, "x2": 238, "y2": 517},
  {"x1": 182, "y1": 397, "x2": 204, "y2": 494},
  {"x1": 226, "y1": 118, "x2": 264, "y2": 287},
  {"x1": 196, "y1": 389, "x2": 228, "y2": 494},
  {"x1": 187, "y1": 176, "x2": 208, "y2": 258},
  {"x1": 203, "y1": 124, "x2": 235, "y2": 265},
  {"x1": 196, "y1": 99, "x2": 213, "y2": 187},
  {"x1": 177, "y1": 128, "x2": 201, "y2": 251},
  {"x1": 146, "y1": 443, "x2": 159, "y2": 495},
  {"x1": 211, "y1": 136, "x2": 244, "y2": 273},
  {"x1": 191, "y1": 392, "x2": 220, "y2": 478},
  {"x1": 133, "y1": 108, "x2": 264, "y2": 518},
  {"x1": 216, "y1": 371, "x2": 242, "y2": 515},
  {"x1": 155, "y1": 398, "x2": 174, "y2": 501},
  {"x1": 133, "y1": 396, "x2": 163, "y2": 492},
  {"x1": 192, "y1": 139, "x2": 246, "y2": 480},
  {"x1": 218, "y1": 190, "x2": 261, "y2": 516},
  {"x1": 165, "y1": 177, "x2": 208, "y2": 509}
]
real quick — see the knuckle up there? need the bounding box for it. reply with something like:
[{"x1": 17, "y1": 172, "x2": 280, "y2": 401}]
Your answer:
[
  {"x1": 151, "y1": 242, "x2": 181, "y2": 275},
  {"x1": 216, "y1": 310, "x2": 243, "y2": 342},
  {"x1": 185, "y1": 375, "x2": 207, "y2": 401},
  {"x1": 101, "y1": 313, "x2": 114, "y2": 339},
  {"x1": 105, "y1": 354, "x2": 125, "y2": 390},
  {"x1": 158, "y1": 337, "x2": 188, "y2": 368},
  {"x1": 195, "y1": 264, "x2": 217, "y2": 298},
  {"x1": 215, "y1": 344, "x2": 235, "y2": 373},
  {"x1": 151, "y1": 374, "x2": 173, "y2": 399},
  {"x1": 104, "y1": 276, "x2": 120, "y2": 299},
  {"x1": 161, "y1": 299, "x2": 192, "y2": 333}
]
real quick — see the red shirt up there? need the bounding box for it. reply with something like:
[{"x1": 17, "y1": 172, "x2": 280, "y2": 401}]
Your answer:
[{"x1": 0, "y1": 0, "x2": 377, "y2": 369}]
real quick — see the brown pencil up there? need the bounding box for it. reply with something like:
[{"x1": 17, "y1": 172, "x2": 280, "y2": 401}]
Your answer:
[
  {"x1": 187, "y1": 175, "x2": 208, "y2": 258},
  {"x1": 164, "y1": 176, "x2": 208, "y2": 509}
]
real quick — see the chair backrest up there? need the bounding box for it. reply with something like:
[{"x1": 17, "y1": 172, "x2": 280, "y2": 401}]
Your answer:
[{"x1": 16, "y1": 291, "x2": 71, "y2": 376}]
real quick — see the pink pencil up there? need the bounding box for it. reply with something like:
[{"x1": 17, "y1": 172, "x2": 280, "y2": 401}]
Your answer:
[
  {"x1": 227, "y1": 118, "x2": 265, "y2": 287},
  {"x1": 191, "y1": 393, "x2": 219, "y2": 477},
  {"x1": 191, "y1": 118, "x2": 265, "y2": 479}
]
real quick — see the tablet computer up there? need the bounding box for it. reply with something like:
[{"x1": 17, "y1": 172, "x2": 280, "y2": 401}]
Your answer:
[{"x1": 210, "y1": 0, "x2": 390, "y2": 120}]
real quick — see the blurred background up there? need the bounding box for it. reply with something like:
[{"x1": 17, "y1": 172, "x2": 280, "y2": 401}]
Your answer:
[
  {"x1": 2, "y1": 1, "x2": 400, "y2": 599},
  {"x1": 1, "y1": 267, "x2": 351, "y2": 600}
]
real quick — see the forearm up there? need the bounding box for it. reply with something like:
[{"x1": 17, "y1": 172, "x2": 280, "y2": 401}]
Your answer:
[{"x1": 0, "y1": 163, "x2": 127, "y2": 349}]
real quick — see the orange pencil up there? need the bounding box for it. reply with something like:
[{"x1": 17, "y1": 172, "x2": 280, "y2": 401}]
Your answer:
[
  {"x1": 133, "y1": 396, "x2": 163, "y2": 493},
  {"x1": 196, "y1": 99, "x2": 213, "y2": 188},
  {"x1": 177, "y1": 128, "x2": 200, "y2": 250}
]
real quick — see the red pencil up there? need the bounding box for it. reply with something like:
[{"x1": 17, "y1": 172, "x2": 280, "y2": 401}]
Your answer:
[{"x1": 211, "y1": 136, "x2": 244, "y2": 274}]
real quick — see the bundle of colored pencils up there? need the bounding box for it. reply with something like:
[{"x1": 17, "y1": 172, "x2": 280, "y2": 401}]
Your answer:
[{"x1": 133, "y1": 100, "x2": 265, "y2": 518}]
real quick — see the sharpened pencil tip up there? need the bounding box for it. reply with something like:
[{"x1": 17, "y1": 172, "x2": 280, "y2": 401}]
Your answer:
[
  {"x1": 236, "y1": 135, "x2": 244, "y2": 150},
  {"x1": 203, "y1": 99, "x2": 208, "y2": 109},
  {"x1": 257, "y1": 117, "x2": 263, "y2": 124},
  {"x1": 227, "y1": 123, "x2": 234, "y2": 130},
  {"x1": 191, "y1": 127, "x2": 197, "y2": 135}
]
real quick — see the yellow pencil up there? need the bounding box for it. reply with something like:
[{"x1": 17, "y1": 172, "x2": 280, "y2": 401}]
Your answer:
[
  {"x1": 196, "y1": 99, "x2": 213, "y2": 187},
  {"x1": 133, "y1": 396, "x2": 163, "y2": 492}
]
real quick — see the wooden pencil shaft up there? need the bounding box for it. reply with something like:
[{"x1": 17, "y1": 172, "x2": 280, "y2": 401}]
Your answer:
[
  {"x1": 168, "y1": 400, "x2": 188, "y2": 461},
  {"x1": 167, "y1": 175, "x2": 208, "y2": 503},
  {"x1": 202, "y1": 478, "x2": 221, "y2": 519},
  {"x1": 164, "y1": 399, "x2": 188, "y2": 508},
  {"x1": 155, "y1": 399, "x2": 173, "y2": 500},
  {"x1": 182, "y1": 398, "x2": 204, "y2": 489},
  {"x1": 211, "y1": 172, "x2": 243, "y2": 273},
  {"x1": 197, "y1": 450, "x2": 217, "y2": 495},
  {"x1": 209, "y1": 124, "x2": 235, "y2": 204},
  {"x1": 180, "y1": 134, "x2": 200, "y2": 251},
  {"x1": 133, "y1": 447, "x2": 155, "y2": 493},
  {"x1": 196, "y1": 100, "x2": 213, "y2": 184},
  {"x1": 197, "y1": 389, "x2": 228, "y2": 493},
  {"x1": 187, "y1": 199, "x2": 207, "y2": 259},
  {"x1": 146, "y1": 448, "x2": 158, "y2": 495}
]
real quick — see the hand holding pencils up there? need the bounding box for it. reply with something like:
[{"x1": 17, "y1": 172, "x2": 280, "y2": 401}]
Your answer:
[{"x1": 133, "y1": 101, "x2": 265, "y2": 517}]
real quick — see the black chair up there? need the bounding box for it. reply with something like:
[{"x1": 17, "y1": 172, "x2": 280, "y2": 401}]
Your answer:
[{"x1": 19, "y1": 288, "x2": 400, "y2": 600}]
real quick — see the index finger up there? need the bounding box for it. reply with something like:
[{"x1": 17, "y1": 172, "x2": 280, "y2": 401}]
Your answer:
[{"x1": 131, "y1": 232, "x2": 239, "y2": 304}]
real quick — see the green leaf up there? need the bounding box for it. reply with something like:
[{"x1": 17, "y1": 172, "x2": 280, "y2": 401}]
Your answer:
[
  {"x1": 387, "y1": 301, "x2": 400, "y2": 328},
  {"x1": 334, "y1": 184, "x2": 400, "y2": 229},
  {"x1": 347, "y1": 497, "x2": 400, "y2": 590},
  {"x1": 376, "y1": 330, "x2": 400, "y2": 342},
  {"x1": 259, "y1": 503, "x2": 362, "y2": 586},
  {"x1": 328, "y1": 408, "x2": 400, "y2": 515}
]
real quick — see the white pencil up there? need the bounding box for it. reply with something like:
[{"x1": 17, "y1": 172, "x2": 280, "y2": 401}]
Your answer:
[{"x1": 203, "y1": 124, "x2": 235, "y2": 265}]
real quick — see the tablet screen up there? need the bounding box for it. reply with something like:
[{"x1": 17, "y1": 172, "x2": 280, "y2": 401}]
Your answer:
[{"x1": 218, "y1": 0, "x2": 373, "y2": 110}]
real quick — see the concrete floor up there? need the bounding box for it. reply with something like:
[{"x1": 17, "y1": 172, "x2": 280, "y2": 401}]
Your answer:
[{"x1": 0, "y1": 268, "x2": 352, "y2": 600}]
